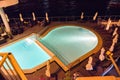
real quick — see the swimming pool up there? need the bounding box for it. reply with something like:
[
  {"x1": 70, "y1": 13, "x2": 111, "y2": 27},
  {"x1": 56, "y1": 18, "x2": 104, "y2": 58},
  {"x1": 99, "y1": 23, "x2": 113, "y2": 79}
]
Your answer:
[
  {"x1": 0, "y1": 25, "x2": 102, "y2": 72},
  {"x1": 0, "y1": 34, "x2": 51, "y2": 72},
  {"x1": 39, "y1": 25, "x2": 100, "y2": 67}
]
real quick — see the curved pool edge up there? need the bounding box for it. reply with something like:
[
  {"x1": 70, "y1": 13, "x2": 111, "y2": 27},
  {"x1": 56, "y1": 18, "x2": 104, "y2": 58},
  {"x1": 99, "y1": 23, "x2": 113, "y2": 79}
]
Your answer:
[
  {"x1": 39, "y1": 23, "x2": 103, "y2": 70},
  {"x1": 67, "y1": 30, "x2": 103, "y2": 68}
]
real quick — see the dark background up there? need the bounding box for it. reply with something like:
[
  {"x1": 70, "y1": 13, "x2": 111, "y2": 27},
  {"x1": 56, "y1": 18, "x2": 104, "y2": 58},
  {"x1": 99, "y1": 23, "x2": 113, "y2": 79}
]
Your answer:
[{"x1": 3, "y1": 0, "x2": 120, "y2": 18}]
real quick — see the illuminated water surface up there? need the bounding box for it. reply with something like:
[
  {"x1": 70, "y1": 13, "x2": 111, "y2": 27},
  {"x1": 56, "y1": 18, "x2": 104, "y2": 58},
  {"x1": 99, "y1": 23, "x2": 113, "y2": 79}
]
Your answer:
[
  {"x1": 0, "y1": 35, "x2": 51, "y2": 70},
  {"x1": 40, "y1": 26, "x2": 98, "y2": 65}
]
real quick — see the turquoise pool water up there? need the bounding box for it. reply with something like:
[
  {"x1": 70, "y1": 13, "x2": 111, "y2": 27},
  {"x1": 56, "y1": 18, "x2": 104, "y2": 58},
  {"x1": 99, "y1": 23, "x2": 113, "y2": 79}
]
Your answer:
[
  {"x1": 40, "y1": 26, "x2": 98, "y2": 65},
  {"x1": 0, "y1": 35, "x2": 51, "y2": 70},
  {"x1": 0, "y1": 25, "x2": 98, "y2": 70}
]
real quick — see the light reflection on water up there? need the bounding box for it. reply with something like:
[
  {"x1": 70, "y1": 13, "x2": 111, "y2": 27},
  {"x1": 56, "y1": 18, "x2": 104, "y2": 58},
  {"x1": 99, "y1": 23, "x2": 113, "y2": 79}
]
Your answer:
[
  {"x1": 40, "y1": 26, "x2": 98, "y2": 65},
  {"x1": 0, "y1": 35, "x2": 51, "y2": 70}
]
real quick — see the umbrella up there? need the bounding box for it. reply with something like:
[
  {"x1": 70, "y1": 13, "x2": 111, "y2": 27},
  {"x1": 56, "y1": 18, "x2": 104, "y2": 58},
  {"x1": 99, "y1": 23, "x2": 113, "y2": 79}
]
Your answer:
[
  {"x1": 80, "y1": 12, "x2": 84, "y2": 19},
  {"x1": 109, "y1": 42, "x2": 115, "y2": 52},
  {"x1": 113, "y1": 34, "x2": 118, "y2": 44},
  {"x1": 5, "y1": 14, "x2": 9, "y2": 22},
  {"x1": 112, "y1": 27, "x2": 118, "y2": 37},
  {"x1": 45, "y1": 12, "x2": 49, "y2": 22},
  {"x1": 109, "y1": 34, "x2": 118, "y2": 52},
  {"x1": 117, "y1": 19, "x2": 120, "y2": 26},
  {"x1": 0, "y1": 0, "x2": 18, "y2": 7},
  {"x1": 0, "y1": 0, "x2": 18, "y2": 37},
  {"x1": 32, "y1": 12, "x2": 36, "y2": 21},
  {"x1": 85, "y1": 56, "x2": 93, "y2": 70},
  {"x1": 45, "y1": 60, "x2": 50, "y2": 77},
  {"x1": 19, "y1": 13, "x2": 24, "y2": 22},
  {"x1": 93, "y1": 12, "x2": 98, "y2": 21},
  {"x1": 99, "y1": 47, "x2": 105, "y2": 61},
  {"x1": 106, "y1": 18, "x2": 111, "y2": 30}
]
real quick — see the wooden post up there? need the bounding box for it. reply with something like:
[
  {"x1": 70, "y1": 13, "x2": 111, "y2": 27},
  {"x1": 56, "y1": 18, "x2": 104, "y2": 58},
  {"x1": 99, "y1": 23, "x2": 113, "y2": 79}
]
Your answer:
[{"x1": 8, "y1": 53, "x2": 28, "y2": 80}]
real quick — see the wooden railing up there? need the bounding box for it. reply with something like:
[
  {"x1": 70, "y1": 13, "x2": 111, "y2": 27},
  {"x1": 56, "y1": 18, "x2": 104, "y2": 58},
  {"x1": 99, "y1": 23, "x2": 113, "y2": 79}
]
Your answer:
[{"x1": 0, "y1": 52, "x2": 27, "y2": 80}]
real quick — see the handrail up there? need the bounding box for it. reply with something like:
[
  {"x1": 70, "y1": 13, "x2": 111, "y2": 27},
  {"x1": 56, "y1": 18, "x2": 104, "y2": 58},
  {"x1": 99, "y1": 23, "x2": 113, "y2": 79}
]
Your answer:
[
  {"x1": 0, "y1": 52, "x2": 27, "y2": 80},
  {"x1": 0, "y1": 53, "x2": 8, "y2": 67}
]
